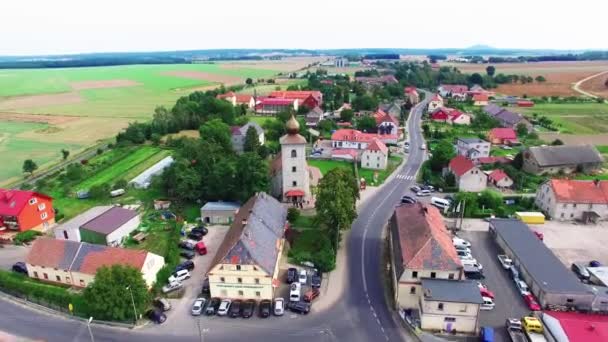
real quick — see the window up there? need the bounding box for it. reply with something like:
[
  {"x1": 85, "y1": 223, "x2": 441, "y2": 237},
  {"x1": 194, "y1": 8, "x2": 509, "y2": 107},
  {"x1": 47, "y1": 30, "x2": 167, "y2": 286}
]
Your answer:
[
  {"x1": 590, "y1": 204, "x2": 593, "y2": 209},
  {"x1": 33, "y1": 271, "x2": 39, "y2": 278},
  {"x1": 255, "y1": 291, "x2": 261, "y2": 297},
  {"x1": 412, "y1": 271, "x2": 418, "y2": 278},
  {"x1": 459, "y1": 305, "x2": 467, "y2": 312},
  {"x1": 63, "y1": 231, "x2": 69, "y2": 240},
  {"x1": 437, "y1": 303, "x2": 444, "y2": 311},
  {"x1": 292, "y1": 166, "x2": 296, "y2": 172},
  {"x1": 79, "y1": 279, "x2": 85, "y2": 286},
  {"x1": 563, "y1": 204, "x2": 567, "y2": 208},
  {"x1": 40, "y1": 212, "x2": 48, "y2": 220},
  {"x1": 376, "y1": 164, "x2": 379, "y2": 168},
  {"x1": 220, "y1": 277, "x2": 225, "y2": 283},
  {"x1": 237, "y1": 278, "x2": 242, "y2": 283},
  {"x1": 560, "y1": 212, "x2": 565, "y2": 218},
  {"x1": 573, "y1": 204, "x2": 577, "y2": 208},
  {"x1": 238, "y1": 290, "x2": 244, "y2": 296},
  {"x1": 221, "y1": 290, "x2": 228, "y2": 296},
  {"x1": 43, "y1": 273, "x2": 48, "y2": 280},
  {"x1": 255, "y1": 278, "x2": 260, "y2": 284},
  {"x1": 291, "y1": 149, "x2": 297, "y2": 158},
  {"x1": 430, "y1": 272, "x2": 436, "y2": 279},
  {"x1": 38, "y1": 203, "x2": 46, "y2": 211},
  {"x1": 366, "y1": 155, "x2": 369, "y2": 160},
  {"x1": 444, "y1": 317, "x2": 456, "y2": 322},
  {"x1": 448, "y1": 273, "x2": 454, "y2": 280},
  {"x1": 570, "y1": 213, "x2": 574, "y2": 218},
  {"x1": 253, "y1": 266, "x2": 258, "y2": 271},
  {"x1": 29, "y1": 198, "x2": 37, "y2": 205},
  {"x1": 236, "y1": 265, "x2": 241, "y2": 271},
  {"x1": 56, "y1": 275, "x2": 61, "y2": 282},
  {"x1": 292, "y1": 181, "x2": 297, "y2": 186},
  {"x1": 567, "y1": 298, "x2": 574, "y2": 304},
  {"x1": 410, "y1": 287, "x2": 416, "y2": 294}
]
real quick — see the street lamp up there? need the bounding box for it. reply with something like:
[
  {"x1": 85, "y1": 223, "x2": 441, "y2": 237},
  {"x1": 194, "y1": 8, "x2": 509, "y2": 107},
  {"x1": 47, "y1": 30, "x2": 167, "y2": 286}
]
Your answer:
[
  {"x1": 87, "y1": 317, "x2": 95, "y2": 342},
  {"x1": 125, "y1": 286, "x2": 138, "y2": 324}
]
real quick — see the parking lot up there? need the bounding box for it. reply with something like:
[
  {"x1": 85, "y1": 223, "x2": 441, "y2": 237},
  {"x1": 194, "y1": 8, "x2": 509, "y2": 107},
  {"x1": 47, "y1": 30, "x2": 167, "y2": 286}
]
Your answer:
[
  {"x1": 0, "y1": 244, "x2": 30, "y2": 271},
  {"x1": 457, "y1": 230, "x2": 529, "y2": 342}
]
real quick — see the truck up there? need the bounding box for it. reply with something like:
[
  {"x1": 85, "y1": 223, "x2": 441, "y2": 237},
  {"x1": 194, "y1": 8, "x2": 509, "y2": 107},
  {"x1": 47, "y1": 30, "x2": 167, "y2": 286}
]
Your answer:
[
  {"x1": 498, "y1": 254, "x2": 513, "y2": 270},
  {"x1": 505, "y1": 318, "x2": 527, "y2": 342},
  {"x1": 521, "y1": 316, "x2": 547, "y2": 342}
]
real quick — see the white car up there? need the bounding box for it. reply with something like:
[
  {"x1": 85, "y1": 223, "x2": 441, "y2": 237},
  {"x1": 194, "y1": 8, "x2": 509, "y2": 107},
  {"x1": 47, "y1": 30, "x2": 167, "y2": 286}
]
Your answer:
[
  {"x1": 457, "y1": 250, "x2": 474, "y2": 260},
  {"x1": 461, "y1": 259, "x2": 483, "y2": 271},
  {"x1": 168, "y1": 269, "x2": 190, "y2": 283},
  {"x1": 299, "y1": 269, "x2": 307, "y2": 284},
  {"x1": 217, "y1": 299, "x2": 232, "y2": 316},
  {"x1": 290, "y1": 282, "x2": 301, "y2": 302},
  {"x1": 515, "y1": 279, "x2": 531, "y2": 296},
  {"x1": 416, "y1": 190, "x2": 431, "y2": 197},
  {"x1": 274, "y1": 297, "x2": 285, "y2": 316},
  {"x1": 452, "y1": 237, "x2": 471, "y2": 248},
  {"x1": 454, "y1": 245, "x2": 472, "y2": 254},
  {"x1": 480, "y1": 297, "x2": 495, "y2": 310},
  {"x1": 191, "y1": 297, "x2": 206, "y2": 316},
  {"x1": 497, "y1": 255, "x2": 513, "y2": 270},
  {"x1": 161, "y1": 281, "x2": 183, "y2": 294}
]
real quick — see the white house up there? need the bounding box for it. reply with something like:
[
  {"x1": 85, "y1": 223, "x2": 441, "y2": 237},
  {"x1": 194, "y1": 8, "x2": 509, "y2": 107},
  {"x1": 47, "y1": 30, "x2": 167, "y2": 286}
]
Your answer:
[
  {"x1": 456, "y1": 138, "x2": 490, "y2": 160},
  {"x1": 535, "y1": 179, "x2": 608, "y2": 222},
  {"x1": 427, "y1": 94, "x2": 444, "y2": 113},
  {"x1": 487, "y1": 169, "x2": 513, "y2": 189},
  {"x1": 374, "y1": 110, "x2": 400, "y2": 135},
  {"x1": 446, "y1": 156, "x2": 487, "y2": 192},
  {"x1": 231, "y1": 122, "x2": 265, "y2": 153},
  {"x1": 361, "y1": 138, "x2": 389, "y2": 170}
]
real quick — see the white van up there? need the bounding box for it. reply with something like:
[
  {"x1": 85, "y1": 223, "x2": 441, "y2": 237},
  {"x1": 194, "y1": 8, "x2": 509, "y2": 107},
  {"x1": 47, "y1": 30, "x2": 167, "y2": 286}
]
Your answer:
[
  {"x1": 480, "y1": 297, "x2": 495, "y2": 310},
  {"x1": 431, "y1": 197, "x2": 451, "y2": 210}
]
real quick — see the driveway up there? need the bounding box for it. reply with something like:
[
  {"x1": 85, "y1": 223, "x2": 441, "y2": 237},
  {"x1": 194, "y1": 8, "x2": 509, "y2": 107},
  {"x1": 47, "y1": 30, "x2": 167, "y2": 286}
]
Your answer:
[
  {"x1": 0, "y1": 244, "x2": 30, "y2": 271},
  {"x1": 458, "y1": 230, "x2": 529, "y2": 342}
]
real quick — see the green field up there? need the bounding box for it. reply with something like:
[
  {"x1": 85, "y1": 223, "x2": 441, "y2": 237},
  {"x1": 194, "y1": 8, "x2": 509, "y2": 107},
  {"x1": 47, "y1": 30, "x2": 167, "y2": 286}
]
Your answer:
[
  {"x1": 519, "y1": 103, "x2": 608, "y2": 134},
  {"x1": 77, "y1": 146, "x2": 169, "y2": 190},
  {"x1": 308, "y1": 155, "x2": 403, "y2": 186}
]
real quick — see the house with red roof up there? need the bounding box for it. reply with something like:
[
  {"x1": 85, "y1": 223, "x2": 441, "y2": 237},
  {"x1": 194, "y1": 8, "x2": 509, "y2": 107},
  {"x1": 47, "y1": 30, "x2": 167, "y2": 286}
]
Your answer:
[
  {"x1": 487, "y1": 128, "x2": 518, "y2": 145},
  {"x1": 542, "y1": 311, "x2": 608, "y2": 342},
  {"x1": 446, "y1": 156, "x2": 487, "y2": 192},
  {"x1": 437, "y1": 84, "x2": 469, "y2": 100},
  {"x1": 269, "y1": 90, "x2": 322, "y2": 109},
  {"x1": 404, "y1": 87, "x2": 420, "y2": 104},
  {"x1": 374, "y1": 109, "x2": 400, "y2": 135},
  {"x1": 517, "y1": 100, "x2": 535, "y2": 107},
  {"x1": 216, "y1": 91, "x2": 255, "y2": 109},
  {"x1": 430, "y1": 108, "x2": 471, "y2": 125},
  {"x1": 472, "y1": 94, "x2": 489, "y2": 106},
  {"x1": 388, "y1": 203, "x2": 464, "y2": 310},
  {"x1": 26, "y1": 238, "x2": 164, "y2": 288},
  {"x1": 331, "y1": 128, "x2": 399, "y2": 149},
  {"x1": 427, "y1": 94, "x2": 444, "y2": 113},
  {"x1": 361, "y1": 139, "x2": 389, "y2": 170},
  {"x1": 255, "y1": 97, "x2": 298, "y2": 114},
  {"x1": 0, "y1": 189, "x2": 55, "y2": 234},
  {"x1": 536, "y1": 179, "x2": 608, "y2": 222},
  {"x1": 487, "y1": 169, "x2": 513, "y2": 188}
]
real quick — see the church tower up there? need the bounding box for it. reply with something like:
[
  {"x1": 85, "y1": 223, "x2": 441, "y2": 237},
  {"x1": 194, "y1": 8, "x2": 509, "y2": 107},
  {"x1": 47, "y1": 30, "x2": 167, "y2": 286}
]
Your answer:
[{"x1": 279, "y1": 115, "x2": 311, "y2": 206}]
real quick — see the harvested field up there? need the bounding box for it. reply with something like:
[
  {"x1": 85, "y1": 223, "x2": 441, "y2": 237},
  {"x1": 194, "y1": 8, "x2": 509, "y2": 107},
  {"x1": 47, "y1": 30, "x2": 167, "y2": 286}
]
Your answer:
[
  {"x1": 0, "y1": 92, "x2": 82, "y2": 110},
  {"x1": 70, "y1": 79, "x2": 141, "y2": 90},
  {"x1": 579, "y1": 71, "x2": 608, "y2": 98},
  {"x1": 0, "y1": 112, "x2": 79, "y2": 125},
  {"x1": 162, "y1": 71, "x2": 243, "y2": 84},
  {"x1": 539, "y1": 132, "x2": 608, "y2": 145},
  {"x1": 219, "y1": 56, "x2": 327, "y2": 72},
  {"x1": 162, "y1": 130, "x2": 200, "y2": 142}
]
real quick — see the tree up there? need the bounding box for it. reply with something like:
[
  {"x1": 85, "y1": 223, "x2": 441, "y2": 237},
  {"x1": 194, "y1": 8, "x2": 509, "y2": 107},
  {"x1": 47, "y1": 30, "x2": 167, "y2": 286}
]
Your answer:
[
  {"x1": 351, "y1": 94, "x2": 378, "y2": 111},
  {"x1": 234, "y1": 152, "x2": 269, "y2": 202},
  {"x1": 83, "y1": 265, "x2": 151, "y2": 322},
  {"x1": 113, "y1": 179, "x2": 128, "y2": 190},
  {"x1": 22, "y1": 159, "x2": 38, "y2": 175},
  {"x1": 516, "y1": 122, "x2": 528, "y2": 137},
  {"x1": 61, "y1": 149, "x2": 70, "y2": 160},
  {"x1": 315, "y1": 168, "x2": 359, "y2": 250},
  {"x1": 243, "y1": 126, "x2": 261, "y2": 153},
  {"x1": 486, "y1": 65, "x2": 496, "y2": 77},
  {"x1": 535, "y1": 75, "x2": 546, "y2": 83},
  {"x1": 551, "y1": 139, "x2": 564, "y2": 146},
  {"x1": 340, "y1": 109, "x2": 354, "y2": 122},
  {"x1": 429, "y1": 140, "x2": 455, "y2": 172},
  {"x1": 421, "y1": 124, "x2": 431, "y2": 138},
  {"x1": 355, "y1": 116, "x2": 376, "y2": 132},
  {"x1": 245, "y1": 78, "x2": 253, "y2": 86},
  {"x1": 287, "y1": 207, "x2": 300, "y2": 223},
  {"x1": 469, "y1": 73, "x2": 484, "y2": 86},
  {"x1": 89, "y1": 183, "x2": 110, "y2": 199},
  {"x1": 199, "y1": 119, "x2": 233, "y2": 153},
  {"x1": 66, "y1": 163, "x2": 85, "y2": 181},
  {"x1": 161, "y1": 161, "x2": 202, "y2": 201}
]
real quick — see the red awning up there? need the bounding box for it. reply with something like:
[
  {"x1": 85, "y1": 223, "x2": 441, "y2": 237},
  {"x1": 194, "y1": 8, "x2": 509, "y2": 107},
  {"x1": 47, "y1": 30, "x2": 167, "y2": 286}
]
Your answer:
[{"x1": 285, "y1": 190, "x2": 305, "y2": 197}]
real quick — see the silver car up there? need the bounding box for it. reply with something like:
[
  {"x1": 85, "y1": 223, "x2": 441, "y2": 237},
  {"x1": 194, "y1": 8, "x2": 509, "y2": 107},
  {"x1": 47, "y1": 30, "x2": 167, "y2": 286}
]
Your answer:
[
  {"x1": 191, "y1": 297, "x2": 206, "y2": 316},
  {"x1": 274, "y1": 297, "x2": 285, "y2": 316},
  {"x1": 217, "y1": 299, "x2": 232, "y2": 316}
]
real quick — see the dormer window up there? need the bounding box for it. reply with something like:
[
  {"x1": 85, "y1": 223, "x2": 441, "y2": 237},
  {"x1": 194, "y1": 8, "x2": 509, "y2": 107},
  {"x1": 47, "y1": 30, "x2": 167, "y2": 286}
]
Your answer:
[{"x1": 29, "y1": 198, "x2": 37, "y2": 205}]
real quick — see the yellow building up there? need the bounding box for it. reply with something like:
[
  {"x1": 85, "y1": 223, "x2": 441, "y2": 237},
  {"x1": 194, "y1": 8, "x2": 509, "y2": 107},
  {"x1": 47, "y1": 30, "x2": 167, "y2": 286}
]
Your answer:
[
  {"x1": 515, "y1": 212, "x2": 545, "y2": 225},
  {"x1": 207, "y1": 192, "x2": 287, "y2": 300}
]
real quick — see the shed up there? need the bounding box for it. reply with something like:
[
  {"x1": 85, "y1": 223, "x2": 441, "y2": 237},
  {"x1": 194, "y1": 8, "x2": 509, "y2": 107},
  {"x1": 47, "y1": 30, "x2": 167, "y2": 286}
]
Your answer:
[
  {"x1": 53, "y1": 206, "x2": 113, "y2": 242},
  {"x1": 489, "y1": 219, "x2": 594, "y2": 310},
  {"x1": 129, "y1": 156, "x2": 174, "y2": 189},
  {"x1": 200, "y1": 202, "x2": 240, "y2": 225},
  {"x1": 79, "y1": 207, "x2": 140, "y2": 246},
  {"x1": 515, "y1": 212, "x2": 545, "y2": 225}
]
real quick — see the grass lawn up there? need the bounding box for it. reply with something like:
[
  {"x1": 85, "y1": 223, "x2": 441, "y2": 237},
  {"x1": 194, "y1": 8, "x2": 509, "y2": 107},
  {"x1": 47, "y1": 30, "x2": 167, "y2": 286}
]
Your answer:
[
  {"x1": 491, "y1": 146, "x2": 521, "y2": 157},
  {"x1": 247, "y1": 115, "x2": 276, "y2": 126},
  {"x1": 358, "y1": 155, "x2": 403, "y2": 186},
  {"x1": 519, "y1": 103, "x2": 608, "y2": 134},
  {"x1": 307, "y1": 159, "x2": 354, "y2": 175},
  {"x1": 292, "y1": 215, "x2": 316, "y2": 230}
]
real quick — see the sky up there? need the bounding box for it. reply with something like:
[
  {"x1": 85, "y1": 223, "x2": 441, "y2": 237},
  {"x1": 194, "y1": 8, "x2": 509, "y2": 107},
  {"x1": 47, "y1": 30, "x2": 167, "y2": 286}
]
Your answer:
[{"x1": 1, "y1": 0, "x2": 607, "y2": 56}]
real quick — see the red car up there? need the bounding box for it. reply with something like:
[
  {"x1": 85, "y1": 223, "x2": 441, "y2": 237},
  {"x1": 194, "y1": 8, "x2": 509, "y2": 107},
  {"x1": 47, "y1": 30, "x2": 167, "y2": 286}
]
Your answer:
[
  {"x1": 480, "y1": 287, "x2": 495, "y2": 299},
  {"x1": 524, "y1": 293, "x2": 541, "y2": 311}
]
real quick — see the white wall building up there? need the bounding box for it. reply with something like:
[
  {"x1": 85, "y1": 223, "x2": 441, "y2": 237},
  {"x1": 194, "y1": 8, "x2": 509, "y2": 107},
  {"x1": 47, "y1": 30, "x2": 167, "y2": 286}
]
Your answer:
[
  {"x1": 455, "y1": 138, "x2": 490, "y2": 160},
  {"x1": 536, "y1": 179, "x2": 608, "y2": 222}
]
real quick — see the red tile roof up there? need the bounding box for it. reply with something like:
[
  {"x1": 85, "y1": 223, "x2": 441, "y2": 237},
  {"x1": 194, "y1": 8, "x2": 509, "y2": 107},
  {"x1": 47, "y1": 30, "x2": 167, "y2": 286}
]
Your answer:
[
  {"x1": 440, "y1": 84, "x2": 469, "y2": 93},
  {"x1": 548, "y1": 179, "x2": 608, "y2": 204},
  {"x1": 545, "y1": 311, "x2": 608, "y2": 342},
  {"x1": 431, "y1": 94, "x2": 443, "y2": 101},
  {"x1": 404, "y1": 86, "x2": 417, "y2": 93},
  {"x1": 393, "y1": 203, "x2": 462, "y2": 270},
  {"x1": 257, "y1": 98, "x2": 295, "y2": 105},
  {"x1": 488, "y1": 169, "x2": 509, "y2": 182},
  {"x1": 477, "y1": 156, "x2": 512, "y2": 165},
  {"x1": 0, "y1": 189, "x2": 52, "y2": 216},
  {"x1": 448, "y1": 155, "x2": 476, "y2": 177},
  {"x1": 269, "y1": 90, "x2": 322, "y2": 101},
  {"x1": 331, "y1": 149, "x2": 359, "y2": 159},
  {"x1": 216, "y1": 91, "x2": 236, "y2": 100},
  {"x1": 235, "y1": 94, "x2": 253, "y2": 104},
  {"x1": 374, "y1": 109, "x2": 399, "y2": 125},
  {"x1": 231, "y1": 126, "x2": 242, "y2": 135},
  {"x1": 473, "y1": 94, "x2": 489, "y2": 101},
  {"x1": 331, "y1": 129, "x2": 398, "y2": 143},
  {"x1": 285, "y1": 190, "x2": 305, "y2": 197},
  {"x1": 489, "y1": 128, "x2": 517, "y2": 140},
  {"x1": 366, "y1": 138, "x2": 388, "y2": 154}
]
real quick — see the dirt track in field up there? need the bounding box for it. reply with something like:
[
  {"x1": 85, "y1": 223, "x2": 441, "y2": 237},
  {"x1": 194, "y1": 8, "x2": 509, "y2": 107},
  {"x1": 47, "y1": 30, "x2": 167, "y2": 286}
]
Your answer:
[
  {"x1": 0, "y1": 112, "x2": 79, "y2": 124},
  {"x1": 70, "y1": 79, "x2": 141, "y2": 90},
  {"x1": 579, "y1": 72, "x2": 608, "y2": 98},
  {"x1": 0, "y1": 92, "x2": 83, "y2": 110},
  {"x1": 162, "y1": 71, "x2": 242, "y2": 84}
]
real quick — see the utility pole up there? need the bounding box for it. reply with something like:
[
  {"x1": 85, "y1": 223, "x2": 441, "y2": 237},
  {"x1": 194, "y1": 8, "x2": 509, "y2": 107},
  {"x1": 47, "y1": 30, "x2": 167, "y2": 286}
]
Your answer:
[
  {"x1": 87, "y1": 317, "x2": 95, "y2": 342},
  {"x1": 126, "y1": 286, "x2": 138, "y2": 324}
]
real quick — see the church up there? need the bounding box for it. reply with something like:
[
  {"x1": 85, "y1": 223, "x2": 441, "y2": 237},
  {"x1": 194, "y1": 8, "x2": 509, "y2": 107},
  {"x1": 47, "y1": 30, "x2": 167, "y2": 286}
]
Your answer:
[{"x1": 270, "y1": 115, "x2": 313, "y2": 208}]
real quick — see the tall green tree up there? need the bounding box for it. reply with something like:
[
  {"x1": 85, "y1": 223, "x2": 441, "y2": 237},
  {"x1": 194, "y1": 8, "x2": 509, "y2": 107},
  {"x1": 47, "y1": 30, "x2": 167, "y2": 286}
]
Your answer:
[
  {"x1": 199, "y1": 119, "x2": 233, "y2": 153},
  {"x1": 315, "y1": 168, "x2": 359, "y2": 249},
  {"x1": 469, "y1": 73, "x2": 484, "y2": 86},
  {"x1": 235, "y1": 152, "x2": 269, "y2": 202},
  {"x1": 340, "y1": 109, "x2": 354, "y2": 122},
  {"x1": 61, "y1": 149, "x2": 70, "y2": 160},
  {"x1": 243, "y1": 126, "x2": 261, "y2": 153},
  {"x1": 486, "y1": 65, "x2": 496, "y2": 77},
  {"x1": 83, "y1": 265, "x2": 151, "y2": 322},
  {"x1": 161, "y1": 161, "x2": 202, "y2": 201},
  {"x1": 516, "y1": 122, "x2": 528, "y2": 137},
  {"x1": 22, "y1": 159, "x2": 38, "y2": 175},
  {"x1": 429, "y1": 140, "x2": 455, "y2": 172},
  {"x1": 356, "y1": 116, "x2": 377, "y2": 132}
]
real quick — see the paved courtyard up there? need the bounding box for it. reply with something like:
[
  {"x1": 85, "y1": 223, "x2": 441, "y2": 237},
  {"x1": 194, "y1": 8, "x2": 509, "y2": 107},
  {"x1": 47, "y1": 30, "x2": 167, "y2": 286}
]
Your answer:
[{"x1": 0, "y1": 244, "x2": 30, "y2": 271}]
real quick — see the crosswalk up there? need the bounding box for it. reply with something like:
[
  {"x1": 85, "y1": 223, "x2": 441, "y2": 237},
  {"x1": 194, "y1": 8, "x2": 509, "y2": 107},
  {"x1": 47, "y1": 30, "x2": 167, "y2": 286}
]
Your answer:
[{"x1": 395, "y1": 174, "x2": 415, "y2": 180}]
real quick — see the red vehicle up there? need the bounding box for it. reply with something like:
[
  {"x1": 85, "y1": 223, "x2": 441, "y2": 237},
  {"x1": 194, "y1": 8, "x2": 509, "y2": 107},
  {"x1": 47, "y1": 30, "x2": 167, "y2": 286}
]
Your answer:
[
  {"x1": 480, "y1": 287, "x2": 495, "y2": 299},
  {"x1": 523, "y1": 293, "x2": 541, "y2": 311},
  {"x1": 195, "y1": 241, "x2": 207, "y2": 255},
  {"x1": 303, "y1": 289, "x2": 320, "y2": 303}
]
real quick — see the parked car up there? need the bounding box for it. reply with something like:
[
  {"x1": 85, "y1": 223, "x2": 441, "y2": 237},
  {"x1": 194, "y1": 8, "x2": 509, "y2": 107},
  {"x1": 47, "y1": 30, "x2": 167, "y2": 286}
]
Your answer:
[
  {"x1": 401, "y1": 196, "x2": 417, "y2": 204},
  {"x1": 241, "y1": 299, "x2": 256, "y2": 318},
  {"x1": 191, "y1": 226, "x2": 208, "y2": 236},
  {"x1": 416, "y1": 190, "x2": 431, "y2": 197},
  {"x1": 288, "y1": 301, "x2": 311, "y2": 315},
  {"x1": 571, "y1": 262, "x2": 591, "y2": 281},
  {"x1": 286, "y1": 267, "x2": 298, "y2": 284},
  {"x1": 523, "y1": 293, "x2": 541, "y2": 311},
  {"x1": 461, "y1": 259, "x2": 483, "y2": 271},
  {"x1": 146, "y1": 309, "x2": 167, "y2": 324},
  {"x1": 162, "y1": 281, "x2": 183, "y2": 294},
  {"x1": 509, "y1": 265, "x2": 520, "y2": 279},
  {"x1": 304, "y1": 288, "x2": 320, "y2": 302},
  {"x1": 480, "y1": 288, "x2": 494, "y2": 299},
  {"x1": 311, "y1": 269, "x2": 322, "y2": 288},
  {"x1": 194, "y1": 241, "x2": 207, "y2": 255},
  {"x1": 463, "y1": 264, "x2": 484, "y2": 280},
  {"x1": 421, "y1": 185, "x2": 435, "y2": 192},
  {"x1": 274, "y1": 298, "x2": 285, "y2": 316},
  {"x1": 299, "y1": 269, "x2": 307, "y2": 284},
  {"x1": 191, "y1": 297, "x2": 207, "y2": 316},
  {"x1": 229, "y1": 300, "x2": 242, "y2": 318},
  {"x1": 217, "y1": 299, "x2": 232, "y2": 316},
  {"x1": 457, "y1": 250, "x2": 474, "y2": 260},
  {"x1": 515, "y1": 279, "x2": 530, "y2": 296},
  {"x1": 168, "y1": 269, "x2": 190, "y2": 283},
  {"x1": 452, "y1": 237, "x2": 471, "y2": 248},
  {"x1": 480, "y1": 297, "x2": 495, "y2": 310},
  {"x1": 174, "y1": 260, "x2": 195, "y2": 273},
  {"x1": 454, "y1": 245, "x2": 472, "y2": 254},
  {"x1": 178, "y1": 240, "x2": 195, "y2": 250},
  {"x1": 420, "y1": 144, "x2": 426, "y2": 150},
  {"x1": 188, "y1": 231, "x2": 203, "y2": 241},
  {"x1": 11, "y1": 262, "x2": 27, "y2": 275},
  {"x1": 290, "y1": 282, "x2": 302, "y2": 302},
  {"x1": 497, "y1": 255, "x2": 513, "y2": 270},
  {"x1": 153, "y1": 298, "x2": 171, "y2": 312},
  {"x1": 480, "y1": 326, "x2": 494, "y2": 342},
  {"x1": 180, "y1": 250, "x2": 195, "y2": 259},
  {"x1": 201, "y1": 277, "x2": 210, "y2": 296},
  {"x1": 410, "y1": 185, "x2": 421, "y2": 193},
  {"x1": 206, "y1": 297, "x2": 221, "y2": 315},
  {"x1": 259, "y1": 299, "x2": 271, "y2": 318}
]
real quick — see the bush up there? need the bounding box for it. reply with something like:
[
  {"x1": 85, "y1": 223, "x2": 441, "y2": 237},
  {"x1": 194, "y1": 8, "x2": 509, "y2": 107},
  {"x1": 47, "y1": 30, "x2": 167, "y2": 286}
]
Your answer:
[
  {"x1": 13, "y1": 230, "x2": 41, "y2": 245},
  {"x1": 288, "y1": 230, "x2": 335, "y2": 272},
  {"x1": 89, "y1": 183, "x2": 110, "y2": 199},
  {"x1": 96, "y1": 148, "x2": 103, "y2": 155},
  {"x1": 113, "y1": 179, "x2": 128, "y2": 190},
  {"x1": 287, "y1": 208, "x2": 300, "y2": 223}
]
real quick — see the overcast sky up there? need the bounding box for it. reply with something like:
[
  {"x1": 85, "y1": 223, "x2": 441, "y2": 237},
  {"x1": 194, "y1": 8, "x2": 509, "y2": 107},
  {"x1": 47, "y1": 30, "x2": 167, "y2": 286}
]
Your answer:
[{"x1": 1, "y1": 0, "x2": 606, "y2": 55}]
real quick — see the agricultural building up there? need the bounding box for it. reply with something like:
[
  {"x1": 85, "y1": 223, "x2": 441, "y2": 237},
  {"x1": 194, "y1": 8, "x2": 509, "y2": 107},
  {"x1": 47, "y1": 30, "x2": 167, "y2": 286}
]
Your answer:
[
  {"x1": 79, "y1": 207, "x2": 140, "y2": 247},
  {"x1": 200, "y1": 202, "x2": 240, "y2": 225}
]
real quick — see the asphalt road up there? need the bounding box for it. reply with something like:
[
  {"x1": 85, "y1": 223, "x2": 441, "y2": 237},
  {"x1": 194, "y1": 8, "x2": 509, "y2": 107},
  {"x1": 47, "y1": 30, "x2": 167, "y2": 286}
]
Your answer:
[{"x1": 0, "y1": 93, "x2": 431, "y2": 342}]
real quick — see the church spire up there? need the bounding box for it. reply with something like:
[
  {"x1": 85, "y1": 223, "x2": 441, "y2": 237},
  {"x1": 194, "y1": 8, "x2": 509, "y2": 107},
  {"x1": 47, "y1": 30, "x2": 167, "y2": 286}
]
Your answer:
[{"x1": 285, "y1": 114, "x2": 300, "y2": 135}]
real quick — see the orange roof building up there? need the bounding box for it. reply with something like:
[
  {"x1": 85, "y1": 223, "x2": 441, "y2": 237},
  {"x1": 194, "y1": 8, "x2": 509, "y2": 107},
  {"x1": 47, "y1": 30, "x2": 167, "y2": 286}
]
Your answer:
[{"x1": 536, "y1": 179, "x2": 608, "y2": 222}]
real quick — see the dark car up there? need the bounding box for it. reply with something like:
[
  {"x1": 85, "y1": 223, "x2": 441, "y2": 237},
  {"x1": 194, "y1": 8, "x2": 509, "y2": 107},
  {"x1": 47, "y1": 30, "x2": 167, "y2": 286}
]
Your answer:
[
  {"x1": 590, "y1": 260, "x2": 602, "y2": 268},
  {"x1": 187, "y1": 231, "x2": 203, "y2": 241},
  {"x1": 259, "y1": 299, "x2": 271, "y2": 318},
  {"x1": 401, "y1": 195, "x2": 417, "y2": 204},
  {"x1": 287, "y1": 301, "x2": 310, "y2": 315},
  {"x1": 206, "y1": 297, "x2": 221, "y2": 315},
  {"x1": 146, "y1": 309, "x2": 167, "y2": 324},
  {"x1": 286, "y1": 267, "x2": 298, "y2": 284},
  {"x1": 229, "y1": 300, "x2": 242, "y2": 318},
  {"x1": 241, "y1": 299, "x2": 256, "y2": 318},
  {"x1": 410, "y1": 185, "x2": 421, "y2": 193},
  {"x1": 201, "y1": 278, "x2": 210, "y2": 296},
  {"x1": 421, "y1": 184, "x2": 435, "y2": 192},
  {"x1": 572, "y1": 263, "x2": 591, "y2": 281},
  {"x1": 180, "y1": 250, "x2": 195, "y2": 259},
  {"x1": 174, "y1": 260, "x2": 195, "y2": 273},
  {"x1": 192, "y1": 226, "x2": 208, "y2": 236},
  {"x1": 12, "y1": 262, "x2": 27, "y2": 275},
  {"x1": 178, "y1": 240, "x2": 195, "y2": 250},
  {"x1": 311, "y1": 269, "x2": 322, "y2": 288}
]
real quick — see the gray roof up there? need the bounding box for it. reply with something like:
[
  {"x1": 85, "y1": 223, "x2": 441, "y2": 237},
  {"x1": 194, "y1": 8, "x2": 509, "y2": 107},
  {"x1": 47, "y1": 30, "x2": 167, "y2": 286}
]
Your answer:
[
  {"x1": 458, "y1": 137, "x2": 487, "y2": 144},
  {"x1": 240, "y1": 122, "x2": 264, "y2": 136},
  {"x1": 201, "y1": 201, "x2": 240, "y2": 212},
  {"x1": 421, "y1": 278, "x2": 484, "y2": 304},
  {"x1": 495, "y1": 110, "x2": 525, "y2": 126},
  {"x1": 80, "y1": 206, "x2": 139, "y2": 235},
  {"x1": 70, "y1": 243, "x2": 108, "y2": 272},
  {"x1": 55, "y1": 206, "x2": 112, "y2": 234},
  {"x1": 527, "y1": 145, "x2": 604, "y2": 167},
  {"x1": 490, "y1": 219, "x2": 590, "y2": 294},
  {"x1": 483, "y1": 103, "x2": 505, "y2": 116}
]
